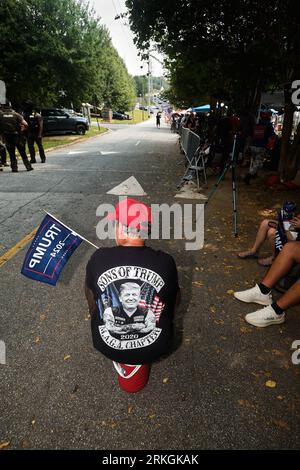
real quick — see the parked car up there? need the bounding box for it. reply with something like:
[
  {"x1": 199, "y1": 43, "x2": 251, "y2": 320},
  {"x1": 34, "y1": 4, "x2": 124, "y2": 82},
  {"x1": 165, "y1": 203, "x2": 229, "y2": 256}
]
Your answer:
[
  {"x1": 40, "y1": 108, "x2": 89, "y2": 135},
  {"x1": 61, "y1": 107, "x2": 83, "y2": 117},
  {"x1": 112, "y1": 111, "x2": 128, "y2": 120}
]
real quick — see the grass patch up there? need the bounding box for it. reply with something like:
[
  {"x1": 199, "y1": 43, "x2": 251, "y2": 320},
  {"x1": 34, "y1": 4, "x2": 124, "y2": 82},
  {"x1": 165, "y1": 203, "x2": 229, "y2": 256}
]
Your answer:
[
  {"x1": 129, "y1": 109, "x2": 151, "y2": 123},
  {"x1": 91, "y1": 109, "x2": 150, "y2": 125},
  {"x1": 42, "y1": 125, "x2": 107, "y2": 151},
  {"x1": 15, "y1": 126, "x2": 108, "y2": 159},
  {"x1": 85, "y1": 126, "x2": 107, "y2": 137},
  {"x1": 43, "y1": 137, "x2": 73, "y2": 151}
]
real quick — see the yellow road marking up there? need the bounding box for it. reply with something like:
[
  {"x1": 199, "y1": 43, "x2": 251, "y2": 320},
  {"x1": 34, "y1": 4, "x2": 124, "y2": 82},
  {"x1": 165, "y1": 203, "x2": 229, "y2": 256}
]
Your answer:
[{"x1": 0, "y1": 227, "x2": 39, "y2": 268}]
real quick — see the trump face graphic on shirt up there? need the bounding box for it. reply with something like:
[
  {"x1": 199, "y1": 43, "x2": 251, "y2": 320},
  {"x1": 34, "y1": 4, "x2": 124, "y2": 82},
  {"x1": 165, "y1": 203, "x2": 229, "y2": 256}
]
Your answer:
[
  {"x1": 119, "y1": 282, "x2": 141, "y2": 312},
  {"x1": 103, "y1": 282, "x2": 156, "y2": 336}
]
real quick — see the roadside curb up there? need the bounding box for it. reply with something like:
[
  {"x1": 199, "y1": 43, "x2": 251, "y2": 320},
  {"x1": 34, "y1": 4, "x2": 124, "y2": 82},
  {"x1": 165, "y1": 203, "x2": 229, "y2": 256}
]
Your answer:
[{"x1": 44, "y1": 128, "x2": 111, "y2": 154}]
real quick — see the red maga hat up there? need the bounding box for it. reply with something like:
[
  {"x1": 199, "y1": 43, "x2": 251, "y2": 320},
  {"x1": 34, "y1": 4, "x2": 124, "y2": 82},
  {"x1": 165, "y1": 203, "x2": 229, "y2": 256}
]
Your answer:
[{"x1": 106, "y1": 198, "x2": 152, "y2": 230}]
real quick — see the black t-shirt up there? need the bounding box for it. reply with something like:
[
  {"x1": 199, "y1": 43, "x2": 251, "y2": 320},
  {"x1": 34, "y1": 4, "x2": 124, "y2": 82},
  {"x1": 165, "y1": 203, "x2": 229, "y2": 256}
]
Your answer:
[{"x1": 85, "y1": 246, "x2": 179, "y2": 364}]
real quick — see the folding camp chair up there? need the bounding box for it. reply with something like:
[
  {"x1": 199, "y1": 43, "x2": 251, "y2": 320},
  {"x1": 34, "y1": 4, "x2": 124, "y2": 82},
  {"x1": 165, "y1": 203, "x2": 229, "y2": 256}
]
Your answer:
[{"x1": 179, "y1": 130, "x2": 207, "y2": 189}]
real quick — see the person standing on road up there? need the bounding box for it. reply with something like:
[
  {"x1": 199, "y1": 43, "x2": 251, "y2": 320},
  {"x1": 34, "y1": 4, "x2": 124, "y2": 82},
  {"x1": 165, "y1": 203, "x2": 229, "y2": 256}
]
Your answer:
[
  {"x1": 156, "y1": 112, "x2": 161, "y2": 128},
  {"x1": 85, "y1": 198, "x2": 180, "y2": 391},
  {"x1": 23, "y1": 104, "x2": 46, "y2": 164},
  {"x1": 0, "y1": 102, "x2": 33, "y2": 173}
]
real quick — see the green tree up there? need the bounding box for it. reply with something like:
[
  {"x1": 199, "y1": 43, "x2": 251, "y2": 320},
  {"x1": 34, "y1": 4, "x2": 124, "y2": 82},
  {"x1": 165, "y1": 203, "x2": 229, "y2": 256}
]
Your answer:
[
  {"x1": 126, "y1": 0, "x2": 300, "y2": 179},
  {"x1": 133, "y1": 75, "x2": 148, "y2": 97},
  {"x1": 0, "y1": 0, "x2": 99, "y2": 106},
  {"x1": 102, "y1": 49, "x2": 136, "y2": 111},
  {"x1": 0, "y1": 0, "x2": 136, "y2": 112}
]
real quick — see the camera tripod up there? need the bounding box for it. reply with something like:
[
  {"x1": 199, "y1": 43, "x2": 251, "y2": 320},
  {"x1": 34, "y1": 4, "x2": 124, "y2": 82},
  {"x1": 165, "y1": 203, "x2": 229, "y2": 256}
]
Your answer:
[{"x1": 205, "y1": 133, "x2": 238, "y2": 237}]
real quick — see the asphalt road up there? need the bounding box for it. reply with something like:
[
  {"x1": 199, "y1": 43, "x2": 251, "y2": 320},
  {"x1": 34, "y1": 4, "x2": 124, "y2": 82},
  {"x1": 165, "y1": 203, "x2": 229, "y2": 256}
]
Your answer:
[{"x1": 0, "y1": 117, "x2": 299, "y2": 450}]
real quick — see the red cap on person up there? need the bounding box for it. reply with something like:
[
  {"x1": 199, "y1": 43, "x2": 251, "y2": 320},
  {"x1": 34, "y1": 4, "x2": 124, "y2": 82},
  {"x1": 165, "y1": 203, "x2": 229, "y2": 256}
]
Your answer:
[{"x1": 106, "y1": 198, "x2": 152, "y2": 230}]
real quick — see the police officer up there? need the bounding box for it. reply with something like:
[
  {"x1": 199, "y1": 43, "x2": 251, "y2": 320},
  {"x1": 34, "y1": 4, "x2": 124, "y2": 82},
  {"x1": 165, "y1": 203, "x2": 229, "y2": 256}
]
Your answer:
[
  {"x1": 0, "y1": 102, "x2": 33, "y2": 173},
  {"x1": 23, "y1": 104, "x2": 46, "y2": 163}
]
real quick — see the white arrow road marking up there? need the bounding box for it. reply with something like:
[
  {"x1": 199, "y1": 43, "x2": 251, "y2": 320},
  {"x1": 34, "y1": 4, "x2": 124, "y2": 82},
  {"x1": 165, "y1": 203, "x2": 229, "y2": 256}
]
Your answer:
[
  {"x1": 175, "y1": 182, "x2": 207, "y2": 200},
  {"x1": 100, "y1": 151, "x2": 119, "y2": 155},
  {"x1": 135, "y1": 141, "x2": 141, "y2": 146},
  {"x1": 107, "y1": 176, "x2": 147, "y2": 196},
  {"x1": 0, "y1": 340, "x2": 5, "y2": 365}
]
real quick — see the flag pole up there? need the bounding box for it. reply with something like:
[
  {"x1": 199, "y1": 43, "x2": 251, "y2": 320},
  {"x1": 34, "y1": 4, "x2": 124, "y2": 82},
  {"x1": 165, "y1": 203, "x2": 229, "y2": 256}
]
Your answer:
[{"x1": 43, "y1": 211, "x2": 99, "y2": 249}]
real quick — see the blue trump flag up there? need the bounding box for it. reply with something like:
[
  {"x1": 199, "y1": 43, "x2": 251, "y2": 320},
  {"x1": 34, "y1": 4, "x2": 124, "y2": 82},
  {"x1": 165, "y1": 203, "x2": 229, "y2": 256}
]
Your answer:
[{"x1": 21, "y1": 213, "x2": 88, "y2": 286}]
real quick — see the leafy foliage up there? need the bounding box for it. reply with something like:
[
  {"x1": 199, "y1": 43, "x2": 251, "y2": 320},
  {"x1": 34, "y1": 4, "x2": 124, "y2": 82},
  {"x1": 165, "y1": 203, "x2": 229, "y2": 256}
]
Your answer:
[
  {"x1": 133, "y1": 75, "x2": 148, "y2": 97},
  {"x1": 133, "y1": 75, "x2": 167, "y2": 97},
  {"x1": 126, "y1": 0, "x2": 300, "y2": 178},
  {"x1": 126, "y1": 0, "x2": 300, "y2": 111},
  {"x1": 0, "y1": 0, "x2": 136, "y2": 110}
]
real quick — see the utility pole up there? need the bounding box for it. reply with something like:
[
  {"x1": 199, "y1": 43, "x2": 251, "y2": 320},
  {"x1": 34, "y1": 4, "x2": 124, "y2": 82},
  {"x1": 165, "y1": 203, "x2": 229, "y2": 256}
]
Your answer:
[
  {"x1": 147, "y1": 51, "x2": 164, "y2": 116},
  {"x1": 147, "y1": 56, "x2": 151, "y2": 118}
]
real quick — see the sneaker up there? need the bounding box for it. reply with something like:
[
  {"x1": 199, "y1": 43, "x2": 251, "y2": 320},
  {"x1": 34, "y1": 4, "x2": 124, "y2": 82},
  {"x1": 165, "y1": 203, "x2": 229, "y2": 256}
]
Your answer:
[
  {"x1": 26, "y1": 166, "x2": 34, "y2": 171},
  {"x1": 234, "y1": 284, "x2": 272, "y2": 305},
  {"x1": 30, "y1": 159, "x2": 37, "y2": 164},
  {"x1": 12, "y1": 168, "x2": 18, "y2": 173},
  {"x1": 245, "y1": 305, "x2": 285, "y2": 327}
]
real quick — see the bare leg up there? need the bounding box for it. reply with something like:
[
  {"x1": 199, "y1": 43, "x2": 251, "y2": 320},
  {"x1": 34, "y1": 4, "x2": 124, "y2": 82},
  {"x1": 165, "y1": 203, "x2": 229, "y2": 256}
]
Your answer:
[
  {"x1": 238, "y1": 219, "x2": 272, "y2": 257},
  {"x1": 262, "y1": 242, "x2": 300, "y2": 288},
  {"x1": 252, "y1": 220, "x2": 275, "y2": 252},
  {"x1": 277, "y1": 279, "x2": 300, "y2": 310},
  {"x1": 257, "y1": 227, "x2": 276, "y2": 265}
]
